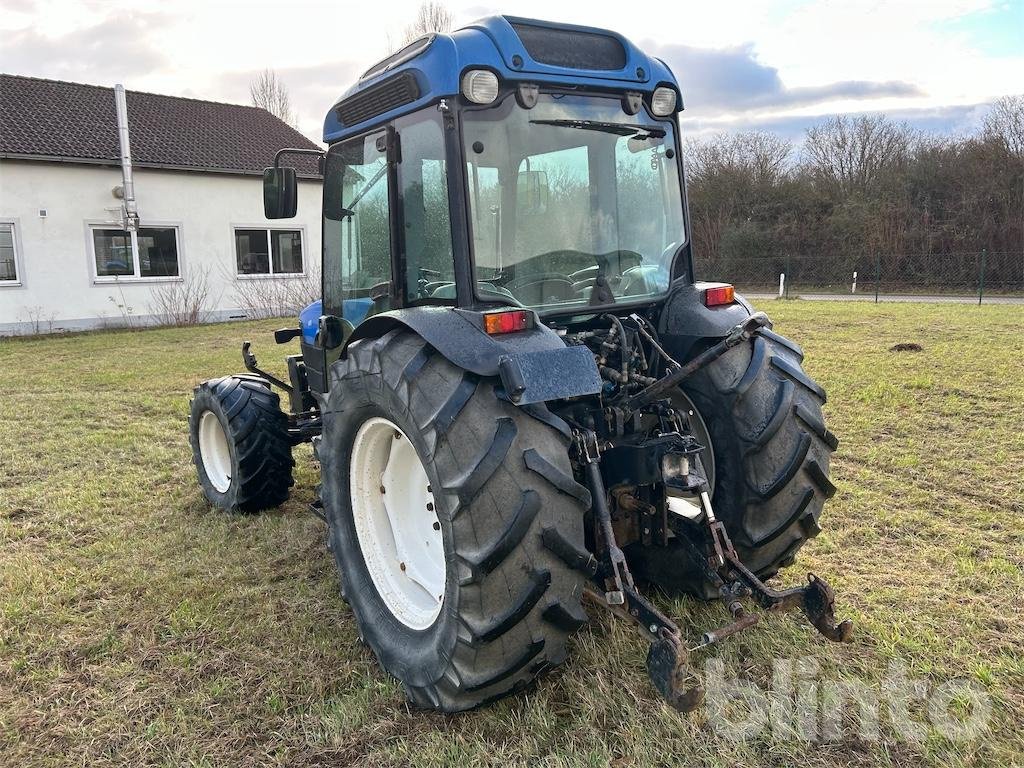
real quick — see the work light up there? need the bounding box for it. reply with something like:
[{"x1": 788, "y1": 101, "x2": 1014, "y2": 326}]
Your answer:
[
  {"x1": 461, "y1": 70, "x2": 500, "y2": 104},
  {"x1": 650, "y1": 86, "x2": 677, "y2": 116}
]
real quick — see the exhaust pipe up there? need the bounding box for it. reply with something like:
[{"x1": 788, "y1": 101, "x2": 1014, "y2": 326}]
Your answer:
[{"x1": 114, "y1": 84, "x2": 138, "y2": 232}]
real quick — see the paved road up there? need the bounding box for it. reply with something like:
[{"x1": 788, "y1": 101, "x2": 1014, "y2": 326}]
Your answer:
[{"x1": 744, "y1": 292, "x2": 1024, "y2": 305}]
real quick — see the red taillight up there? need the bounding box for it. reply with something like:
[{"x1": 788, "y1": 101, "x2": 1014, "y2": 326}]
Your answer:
[
  {"x1": 483, "y1": 309, "x2": 531, "y2": 335},
  {"x1": 703, "y1": 284, "x2": 735, "y2": 307}
]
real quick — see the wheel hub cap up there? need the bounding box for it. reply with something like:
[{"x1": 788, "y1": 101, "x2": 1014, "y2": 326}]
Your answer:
[
  {"x1": 198, "y1": 410, "x2": 232, "y2": 493},
  {"x1": 349, "y1": 417, "x2": 445, "y2": 629}
]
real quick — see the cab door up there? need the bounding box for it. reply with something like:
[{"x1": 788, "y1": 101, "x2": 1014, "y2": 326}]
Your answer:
[
  {"x1": 322, "y1": 111, "x2": 458, "y2": 324},
  {"x1": 322, "y1": 129, "x2": 395, "y2": 325}
]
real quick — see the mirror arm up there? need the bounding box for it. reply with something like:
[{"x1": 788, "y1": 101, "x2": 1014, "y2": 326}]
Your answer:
[{"x1": 273, "y1": 147, "x2": 325, "y2": 169}]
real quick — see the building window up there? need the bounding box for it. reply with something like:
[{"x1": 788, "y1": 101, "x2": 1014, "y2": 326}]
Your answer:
[
  {"x1": 91, "y1": 226, "x2": 180, "y2": 280},
  {"x1": 235, "y1": 228, "x2": 304, "y2": 276},
  {"x1": 0, "y1": 222, "x2": 19, "y2": 283}
]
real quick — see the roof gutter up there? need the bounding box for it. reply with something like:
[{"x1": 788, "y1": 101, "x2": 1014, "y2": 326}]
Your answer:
[
  {"x1": 114, "y1": 84, "x2": 139, "y2": 231},
  {"x1": 0, "y1": 153, "x2": 323, "y2": 179}
]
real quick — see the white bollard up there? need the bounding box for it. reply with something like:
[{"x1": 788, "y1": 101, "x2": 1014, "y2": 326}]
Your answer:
[
  {"x1": 778, "y1": 272, "x2": 786, "y2": 298},
  {"x1": 852, "y1": 271, "x2": 858, "y2": 294}
]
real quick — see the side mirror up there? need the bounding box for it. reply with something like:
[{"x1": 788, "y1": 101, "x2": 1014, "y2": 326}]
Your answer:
[
  {"x1": 263, "y1": 167, "x2": 298, "y2": 219},
  {"x1": 516, "y1": 169, "x2": 549, "y2": 216},
  {"x1": 316, "y1": 314, "x2": 351, "y2": 350}
]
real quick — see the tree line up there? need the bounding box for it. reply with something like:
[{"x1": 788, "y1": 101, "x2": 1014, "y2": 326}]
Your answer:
[{"x1": 684, "y1": 96, "x2": 1024, "y2": 289}]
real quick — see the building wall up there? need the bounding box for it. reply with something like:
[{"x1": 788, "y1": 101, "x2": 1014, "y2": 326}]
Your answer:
[{"x1": 0, "y1": 160, "x2": 322, "y2": 334}]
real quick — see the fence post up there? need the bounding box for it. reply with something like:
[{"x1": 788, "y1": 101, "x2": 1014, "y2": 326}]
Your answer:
[
  {"x1": 978, "y1": 249, "x2": 987, "y2": 305},
  {"x1": 874, "y1": 253, "x2": 881, "y2": 303},
  {"x1": 785, "y1": 253, "x2": 792, "y2": 298}
]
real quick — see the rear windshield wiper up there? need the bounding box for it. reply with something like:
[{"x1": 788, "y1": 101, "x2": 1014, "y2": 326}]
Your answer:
[{"x1": 529, "y1": 119, "x2": 666, "y2": 138}]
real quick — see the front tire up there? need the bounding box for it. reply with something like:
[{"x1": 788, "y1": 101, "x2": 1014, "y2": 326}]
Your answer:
[
  {"x1": 319, "y1": 331, "x2": 592, "y2": 712},
  {"x1": 189, "y1": 375, "x2": 294, "y2": 512}
]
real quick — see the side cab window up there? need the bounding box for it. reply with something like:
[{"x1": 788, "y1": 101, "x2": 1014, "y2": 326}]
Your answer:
[
  {"x1": 322, "y1": 111, "x2": 456, "y2": 327},
  {"x1": 397, "y1": 113, "x2": 455, "y2": 303},
  {"x1": 323, "y1": 130, "x2": 392, "y2": 325}
]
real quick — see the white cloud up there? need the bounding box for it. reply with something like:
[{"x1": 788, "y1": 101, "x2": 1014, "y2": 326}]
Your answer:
[{"x1": 1, "y1": 0, "x2": 1019, "y2": 141}]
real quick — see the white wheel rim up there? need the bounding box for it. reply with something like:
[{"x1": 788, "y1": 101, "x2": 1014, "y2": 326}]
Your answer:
[
  {"x1": 350, "y1": 417, "x2": 445, "y2": 630},
  {"x1": 198, "y1": 410, "x2": 232, "y2": 493}
]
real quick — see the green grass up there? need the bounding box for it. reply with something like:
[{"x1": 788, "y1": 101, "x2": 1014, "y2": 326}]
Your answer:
[{"x1": 1, "y1": 302, "x2": 1022, "y2": 767}]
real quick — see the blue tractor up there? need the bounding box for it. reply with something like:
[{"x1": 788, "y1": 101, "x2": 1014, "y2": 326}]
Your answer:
[{"x1": 188, "y1": 16, "x2": 851, "y2": 712}]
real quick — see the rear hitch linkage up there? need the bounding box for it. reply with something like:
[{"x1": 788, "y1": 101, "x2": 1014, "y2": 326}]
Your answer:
[
  {"x1": 572, "y1": 313, "x2": 853, "y2": 713},
  {"x1": 575, "y1": 428, "x2": 704, "y2": 712},
  {"x1": 681, "y1": 503, "x2": 854, "y2": 649}
]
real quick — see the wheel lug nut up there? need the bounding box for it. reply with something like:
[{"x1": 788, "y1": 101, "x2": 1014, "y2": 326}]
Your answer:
[
  {"x1": 380, "y1": 485, "x2": 386, "y2": 494},
  {"x1": 432, "y1": 522, "x2": 440, "y2": 531},
  {"x1": 426, "y1": 502, "x2": 434, "y2": 511},
  {"x1": 400, "y1": 562, "x2": 406, "y2": 571}
]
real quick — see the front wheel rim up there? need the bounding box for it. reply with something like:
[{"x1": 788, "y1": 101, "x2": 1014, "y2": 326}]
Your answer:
[
  {"x1": 350, "y1": 417, "x2": 446, "y2": 630},
  {"x1": 198, "y1": 410, "x2": 232, "y2": 493}
]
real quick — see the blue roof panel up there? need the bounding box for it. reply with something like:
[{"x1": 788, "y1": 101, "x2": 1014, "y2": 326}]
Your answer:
[{"x1": 322, "y1": 15, "x2": 680, "y2": 144}]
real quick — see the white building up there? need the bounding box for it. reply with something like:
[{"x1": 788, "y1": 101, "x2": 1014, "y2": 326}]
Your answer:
[{"x1": 0, "y1": 75, "x2": 323, "y2": 334}]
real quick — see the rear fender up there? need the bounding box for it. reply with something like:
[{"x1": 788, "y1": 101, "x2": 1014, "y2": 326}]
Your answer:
[
  {"x1": 342, "y1": 306, "x2": 602, "y2": 405},
  {"x1": 658, "y1": 282, "x2": 757, "y2": 361}
]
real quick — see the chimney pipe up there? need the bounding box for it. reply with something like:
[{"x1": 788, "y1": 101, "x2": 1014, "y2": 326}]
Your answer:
[{"x1": 114, "y1": 84, "x2": 139, "y2": 231}]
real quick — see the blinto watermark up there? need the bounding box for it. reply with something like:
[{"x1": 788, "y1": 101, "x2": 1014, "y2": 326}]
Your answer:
[{"x1": 702, "y1": 657, "x2": 991, "y2": 744}]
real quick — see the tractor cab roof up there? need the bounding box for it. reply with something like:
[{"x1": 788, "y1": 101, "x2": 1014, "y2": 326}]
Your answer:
[{"x1": 323, "y1": 15, "x2": 681, "y2": 143}]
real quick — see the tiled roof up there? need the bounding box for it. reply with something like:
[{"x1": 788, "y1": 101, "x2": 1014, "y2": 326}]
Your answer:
[{"x1": 0, "y1": 74, "x2": 321, "y2": 176}]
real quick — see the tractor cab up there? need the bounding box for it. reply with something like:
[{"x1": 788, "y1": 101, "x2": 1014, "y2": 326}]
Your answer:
[{"x1": 265, "y1": 16, "x2": 689, "y2": 376}]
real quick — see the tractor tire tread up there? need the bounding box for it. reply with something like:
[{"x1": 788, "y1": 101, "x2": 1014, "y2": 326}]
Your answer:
[
  {"x1": 189, "y1": 375, "x2": 294, "y2": 513},
  {"x1": 321, "y1": 331, "x2": 588, "y2": 713}
]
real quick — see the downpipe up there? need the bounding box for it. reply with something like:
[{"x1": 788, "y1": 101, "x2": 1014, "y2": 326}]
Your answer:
[{"x1": 114, "y1": 84, "x2": 139, "y2": 233}]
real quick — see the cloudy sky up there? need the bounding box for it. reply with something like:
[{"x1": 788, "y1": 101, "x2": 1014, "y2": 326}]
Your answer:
[{"x1": 2, "y1": 0, "x2": 1021, "y2": 142}]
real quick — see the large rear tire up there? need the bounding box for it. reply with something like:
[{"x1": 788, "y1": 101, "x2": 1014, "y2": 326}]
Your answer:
[
  {"x1": 319, "y1": 330, "x2": 592, "y2": 712},
  {"x1": 628, "y1": 329, "x2": 838, "y2": 598},
  {"x1": 189, "y1": 375, "x2": 294, "y2": 512}
]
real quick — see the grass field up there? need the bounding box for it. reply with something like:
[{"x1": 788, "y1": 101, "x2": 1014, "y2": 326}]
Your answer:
[{"x1": 1, "y1": 302, "x2": 1022, "y2": 767}]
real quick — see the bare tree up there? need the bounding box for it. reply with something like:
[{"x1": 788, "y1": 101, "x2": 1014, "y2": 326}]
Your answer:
[
  {"x1": 402, "y1": 1, "x2": 453, "y2": 45},
  {"x1": 802, "y1": 115, "x2": 915, "y2": 196},
  {"x1": 686, "y1": 131, "x2": 792, "y2": 185},
  {"x1": 250, "y1": 69, "x2": 295, "y2": 125},
  {"x1": 982, "y1": 94, "x2": 1024, "y2": 160},
  {"x1": 684, "y1": 131, "x2": 794, "y2": 258}
]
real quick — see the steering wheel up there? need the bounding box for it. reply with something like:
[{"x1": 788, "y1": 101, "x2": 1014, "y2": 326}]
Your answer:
[
  {"x1": 505, "y1": 272, "x2": 576, "y2": 305},
  {"x1": 430, "y1": 282, "x2": 520, "y2": 303}
]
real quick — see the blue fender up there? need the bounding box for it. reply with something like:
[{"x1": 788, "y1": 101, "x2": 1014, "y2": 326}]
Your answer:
[
  {"x1": 658, "y1": 282, "x2": 756, "y2": 362},
  {"x1": 299, "y1": 298, "x2": 374, "y2": 346},
  {"x1": 341, "y1": 306, "x2": 602, "y2": 405}
]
